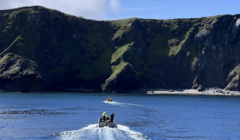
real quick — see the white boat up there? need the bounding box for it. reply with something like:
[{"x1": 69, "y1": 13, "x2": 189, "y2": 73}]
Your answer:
[{"x1": 98, "y1": 117, "x2": 115, "y2": 128}]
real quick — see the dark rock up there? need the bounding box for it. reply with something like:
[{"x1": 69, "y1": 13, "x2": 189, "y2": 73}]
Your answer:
[{"x1": 0, "y1": 53, "x2": 43, "y2": 92}]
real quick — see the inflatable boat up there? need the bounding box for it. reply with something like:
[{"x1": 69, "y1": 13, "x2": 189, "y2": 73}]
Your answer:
[
  {"x1": 98, "y1": 117, "x2": 115, "y2": 128},
  {"x1": 105, "y1": 100, "x2": 112, "y2": 102}
]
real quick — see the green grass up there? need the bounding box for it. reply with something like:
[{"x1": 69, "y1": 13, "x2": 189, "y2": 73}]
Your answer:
[
  {"x1": 168, "y1": 20, "x2": 179, "y2": 31},
  {"x1": 109, "y1": 61, "x2": 128, "y2": 79},
  {"x1": 169, "y1": 45, "x2": 182, "y2": 56},
  {"x1": 169, "y1": 27, "x2": 195, "y2": 56},
  {"x1": 110, "y1": 18, "x2": 137, "y2": 40},
  {"x1": 111, "y1": 43, "x2": 133, "y2": 64},
  {"x1": 0, "y1": 53, "x2": 13, "y2": 64},
  {"x1": 185, "y1": 27, "x2": 194, "y2": 38},
  {"x1": 110, "y1": 18, "x2": 137, "y2": 28}
]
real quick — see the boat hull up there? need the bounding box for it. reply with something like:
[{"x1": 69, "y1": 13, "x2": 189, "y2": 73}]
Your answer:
[{"x1": 98, "y1": 117, "x2": 115, "y2": 128}]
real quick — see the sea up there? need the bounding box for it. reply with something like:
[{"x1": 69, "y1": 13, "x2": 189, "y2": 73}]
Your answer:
[{"x1": 0, "y1": 92, "x2": 240, "y2": 140}]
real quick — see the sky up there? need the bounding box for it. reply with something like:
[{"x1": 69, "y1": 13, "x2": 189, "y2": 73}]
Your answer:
[{"x1": 0, "y1": 0, "x2": 239, "y2": 20}]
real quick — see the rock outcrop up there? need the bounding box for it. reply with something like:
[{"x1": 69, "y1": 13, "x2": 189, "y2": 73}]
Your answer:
[{"x1": 0, "y1": 53, "x2": 42, "y2": 92}]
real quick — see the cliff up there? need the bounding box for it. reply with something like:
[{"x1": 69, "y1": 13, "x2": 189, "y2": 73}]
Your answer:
[{"x1": 0, "y1": 6, "x2": 240, "y2": 92}]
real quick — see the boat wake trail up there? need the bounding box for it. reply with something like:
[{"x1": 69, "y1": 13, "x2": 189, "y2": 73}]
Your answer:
[
  {"x1": 103, "y1": 101, "x2": 123, "y2": 105},
  {"x1": 54, "y1": 124, "x2": 147, "y2": 140},
  {"x1": 103, "y1": 101, "x2": 143, "y2": 107}
]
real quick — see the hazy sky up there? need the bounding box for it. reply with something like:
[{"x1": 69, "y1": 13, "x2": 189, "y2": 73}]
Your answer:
[{"x1": 0, "y1": 0, "x2": 239, "y2": 20}]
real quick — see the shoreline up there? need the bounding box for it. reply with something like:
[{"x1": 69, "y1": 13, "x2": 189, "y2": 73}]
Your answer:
[
  {"x1": 1, "y1": 88, "x2": 240, "y2": 96},
  {"x1": 140, "y1": 89, "x2": 240, "y2": 96}
]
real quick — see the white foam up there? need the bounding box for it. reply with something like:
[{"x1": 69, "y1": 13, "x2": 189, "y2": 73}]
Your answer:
[
  {"x1": 126, "y1": 103, "x2": 144, "y2": 107},
  {"x1": 103, "y1": 101, "x2": 144, "y2": 108},
  {"x1": 116, "y1": 124, "x2": 147, "y2": 140},
  {"x1": 103, "y1": 101, "x2": 121, "y2": 104},
  {"x1": 103, "y1": 101, "x2": 126, "y2": 107},
  {"x1": 55, "y1": 124, "x2": 147, "y2": 140},
  {"x1": 57, "y1": 124, "x2": 98, "y2": 140}
]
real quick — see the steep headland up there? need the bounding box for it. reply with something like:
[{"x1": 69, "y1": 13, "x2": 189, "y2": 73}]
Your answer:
[{"x1": 0, "y1": 6, "x2": 240, "y2": 92}]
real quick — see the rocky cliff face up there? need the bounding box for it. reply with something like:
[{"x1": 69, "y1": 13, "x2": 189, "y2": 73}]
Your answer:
[
  {"x1": 0, "y1": 53, "x2": 42, "y2": 92},
  {"x1": 0, "y1": 6, "x2": 240, "y2": 92}
]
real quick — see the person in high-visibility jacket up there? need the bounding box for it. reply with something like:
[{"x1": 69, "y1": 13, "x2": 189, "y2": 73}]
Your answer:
[
  {"x1": 102, "y1": 112, "x2": 108, "y2": 126},
  {"x1": 102, "y1": 112, "x2": 107, "y2": 121}
]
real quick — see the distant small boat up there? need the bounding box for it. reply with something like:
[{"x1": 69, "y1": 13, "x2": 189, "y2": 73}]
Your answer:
[
  {"x1": 98, "y1": 117, "x2": 115, "y2": 128},
  {"x1": 103, "y1": 101, "x2": 118, "y2": 104},
  {"x1": 106, "y1": 98, "x2": 112, "y2": 102}
]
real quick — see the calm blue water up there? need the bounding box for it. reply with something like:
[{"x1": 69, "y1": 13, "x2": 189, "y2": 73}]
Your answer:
[{"x1": 0, "y1": 92, "x2": 240, "y2": 140}]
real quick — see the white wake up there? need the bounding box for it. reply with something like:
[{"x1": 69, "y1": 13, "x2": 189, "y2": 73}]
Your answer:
[
  {"x1": 103, "y1": 101, "x2": 143, "y2": 107},
  {"x1": 55, "y1": 124, "x2": 147, "y2": 140},
  {"x1": 103, "y1": 101, "x2": 122, "y2": 104}
]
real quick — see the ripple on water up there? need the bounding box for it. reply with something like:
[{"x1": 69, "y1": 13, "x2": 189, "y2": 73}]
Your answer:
[{"x1": 0, "y1": 109, "x2": 68, "y2": 115}]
